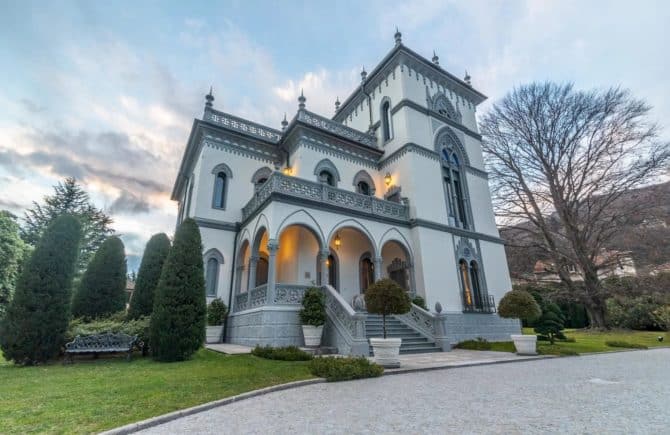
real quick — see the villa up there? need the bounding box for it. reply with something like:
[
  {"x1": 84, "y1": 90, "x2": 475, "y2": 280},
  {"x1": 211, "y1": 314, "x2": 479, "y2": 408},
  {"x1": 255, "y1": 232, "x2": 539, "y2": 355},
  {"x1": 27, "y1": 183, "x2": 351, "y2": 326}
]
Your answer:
[{"x1": 171, "y1": 30, "x2": 520, "y2": 355}]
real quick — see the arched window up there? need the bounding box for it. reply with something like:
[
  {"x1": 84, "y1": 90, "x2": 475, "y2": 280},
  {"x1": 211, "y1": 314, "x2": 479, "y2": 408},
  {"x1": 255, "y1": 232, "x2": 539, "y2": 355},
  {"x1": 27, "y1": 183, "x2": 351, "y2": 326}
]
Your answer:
[
  {"x1": 438, "y1": 130, "x2": 470, "y2": 229},
  {"x1": 353, "y1": 170, "x2": 376, "y2": 196},
  {"x1": 211, "y1": 163, "x2": 233, "y2": 210},
  {"x1": 359, "y1": 253, "x2": 374, "y2": 293},
  {"x1": 381, "y1": 99, "x2": 392, "y2": 142},
  {"x1": 206, "y1": 258, "x2": 219, "y2": 296},
  {"x1": 204, "y1": 249, "x2": 224, "y2": 297},
  {"x1": 470, "y1": 260, "x2": 483, "y2": 309},
  {"x1": 251, "y1": 167, "x2": 273, "y2": 192},
  {"x1": 459, "y1": 259, "x2": 473, "y2": 307},
  {"x1": 314, "y1": 159, "x2": 340, "y2": 188}
]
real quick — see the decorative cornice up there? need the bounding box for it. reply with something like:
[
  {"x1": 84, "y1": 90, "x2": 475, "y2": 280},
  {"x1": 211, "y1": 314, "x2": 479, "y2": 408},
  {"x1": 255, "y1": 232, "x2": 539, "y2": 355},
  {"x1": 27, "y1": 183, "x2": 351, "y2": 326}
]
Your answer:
[
  {"x1": 203, "y1": 108, "x2": 282, "y2": 144},
  {"x1": 194, "y1": 217, "x2": 239, "y2": 232},
  {"x1": 378, "y1": 142, "x2": 439, "y2": 168},
  {"x1": 202, "y1": 133, "x2": 279, "y2": 164},
  {"x1": 410, "y1": 219, "x2": 504, "y2": 244},
  {"x1": 391, "y1": 99, "x2": 482, "y2": 140},
  {"x1": 465, "y1": 166, "x2": 489, "y2": 179},
  {"x1": 289, "y1": 135, "x2": 380, "y2": 169},
  {"x1": 296, "y1": 110, "x2": 377, "y2": 148}
]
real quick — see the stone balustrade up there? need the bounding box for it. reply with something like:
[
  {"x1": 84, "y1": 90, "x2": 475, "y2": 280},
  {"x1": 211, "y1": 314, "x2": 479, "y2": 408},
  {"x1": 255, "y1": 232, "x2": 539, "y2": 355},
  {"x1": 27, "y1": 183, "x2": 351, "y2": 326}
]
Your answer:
[
  {"x1": 297, "y1": 110, "x2": 378, "y2": 148},
  {"x1": 204, "y1": 109, "x2": 282, "y2": 143},
  {"x1": 242, "y1": 172, "x2": 410, "y2": 222}
]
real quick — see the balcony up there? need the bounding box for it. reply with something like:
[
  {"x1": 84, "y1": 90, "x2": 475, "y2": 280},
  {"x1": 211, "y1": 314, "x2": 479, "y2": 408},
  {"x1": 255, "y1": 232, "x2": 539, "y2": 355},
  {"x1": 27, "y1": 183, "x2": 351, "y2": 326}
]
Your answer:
[
  {"x1": 463, "y1": 294, "x2": 497, "y2": 314},
  {"x1": 242, "y1": 172, "x2": 410, "y2": 223}
]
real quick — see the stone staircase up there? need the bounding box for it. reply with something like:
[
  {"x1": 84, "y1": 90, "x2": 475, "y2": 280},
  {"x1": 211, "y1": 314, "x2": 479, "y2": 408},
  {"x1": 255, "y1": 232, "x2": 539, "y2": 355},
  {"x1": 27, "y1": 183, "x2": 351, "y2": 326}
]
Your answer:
[{"x1": 365, "y1": 314, "x2": 441, "y2": 355}]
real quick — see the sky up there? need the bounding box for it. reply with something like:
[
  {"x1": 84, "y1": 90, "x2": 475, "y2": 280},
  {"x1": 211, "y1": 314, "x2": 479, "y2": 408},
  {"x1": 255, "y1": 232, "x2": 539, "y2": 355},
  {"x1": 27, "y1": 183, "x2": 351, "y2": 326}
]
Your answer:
[{"x1": 1, "y1": 0, "x2": 669, "y2": 270}]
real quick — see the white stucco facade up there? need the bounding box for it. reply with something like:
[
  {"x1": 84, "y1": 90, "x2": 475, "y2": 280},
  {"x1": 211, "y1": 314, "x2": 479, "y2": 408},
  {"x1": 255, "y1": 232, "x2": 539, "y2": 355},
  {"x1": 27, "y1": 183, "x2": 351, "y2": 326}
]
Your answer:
[{"x1": 171, "y1": 32, "x2": 518, "y2": 350}]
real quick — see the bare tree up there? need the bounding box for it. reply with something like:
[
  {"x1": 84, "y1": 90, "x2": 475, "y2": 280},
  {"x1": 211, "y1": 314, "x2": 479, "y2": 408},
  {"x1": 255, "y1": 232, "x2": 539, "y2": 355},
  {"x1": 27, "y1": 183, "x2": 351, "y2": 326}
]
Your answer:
[{"x1": 481, "y1": 82, "x2": 670, "y2": 328}]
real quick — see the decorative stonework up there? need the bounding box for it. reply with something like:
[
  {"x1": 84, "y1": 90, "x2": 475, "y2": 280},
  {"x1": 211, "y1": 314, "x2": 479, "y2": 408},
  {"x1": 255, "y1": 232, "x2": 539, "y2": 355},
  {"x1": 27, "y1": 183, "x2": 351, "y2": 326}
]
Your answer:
[
  {"x1": 298, "y1": 110, "x2": 377, "y2": 148},
  {"x1": 274, "y1": 284, "x2": 309, "y2": 304},
  {"x1": 396, "y1": 304, "x2": 436, "y2": 338},
  {"x1": 204, "y1": 109, "x2": 282, "y2": 143},
  {"x1": 241, "y1": 172, "x2": 410, "y2": 222}
]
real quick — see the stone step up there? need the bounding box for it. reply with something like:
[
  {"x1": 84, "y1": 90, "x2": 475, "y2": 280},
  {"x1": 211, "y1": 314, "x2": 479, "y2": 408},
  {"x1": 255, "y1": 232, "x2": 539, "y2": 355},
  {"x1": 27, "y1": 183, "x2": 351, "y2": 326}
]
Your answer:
[{"x1": 300, "y1": 346, "x2": 338, "y2": 356}]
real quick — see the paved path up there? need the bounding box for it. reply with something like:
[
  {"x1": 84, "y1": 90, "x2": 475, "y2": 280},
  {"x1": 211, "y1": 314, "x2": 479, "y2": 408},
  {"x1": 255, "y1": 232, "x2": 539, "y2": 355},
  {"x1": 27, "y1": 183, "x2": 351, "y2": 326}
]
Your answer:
[{"x1": 138, "y1": 349, "x2": 670, "y2": 434}]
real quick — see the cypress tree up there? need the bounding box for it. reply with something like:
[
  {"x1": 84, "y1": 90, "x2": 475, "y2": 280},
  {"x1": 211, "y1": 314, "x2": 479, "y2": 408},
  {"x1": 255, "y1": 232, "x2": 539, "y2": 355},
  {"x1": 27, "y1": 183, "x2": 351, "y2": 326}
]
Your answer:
[
  {"x1": 0, "y1": 215, "x2": 81, "y2": 364},
  {"x1": 71, "y1": 236, "x2": 127, "y2": 319},
  {"x1": 127, "y1": 233, "x2": 171, "y2": 320},
  {"x1": 150, "y1": 219, "x2": 206, "y2": 362}
]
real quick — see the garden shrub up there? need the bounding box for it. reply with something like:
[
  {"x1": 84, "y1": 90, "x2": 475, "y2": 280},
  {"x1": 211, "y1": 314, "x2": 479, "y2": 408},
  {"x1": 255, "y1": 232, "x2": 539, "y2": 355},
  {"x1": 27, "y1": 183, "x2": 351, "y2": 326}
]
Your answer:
[
  {"x1": 71, "y1": 236, "x2": 127, "y2": 319},
  {"x1": 251, "y1": 345, "x2": 313, "y2": 361},
  {"x1": 299, "y1": 287, "x2": 326, "y2": 326},
  {"x1": 150, "y1": 219, "x2": 206, "y2": 362},
  {"x1": 67, "y1": 314, "x2": 150, "y2": 352},
  {"x1": 207, "y1": 298, "x2": 228, "y2": 326},
  {"x1": 127, "y1": 233, "x2": 171, "y2": 320},
  {"x1": 365, "y1": 278, "x2": 411, "y2": 338},
  {"x1": 534, "y1": 302, "x2": 566, "y2": 344},
  {"x1": 309, "y1": 356, "x2": 384, "y2": 381},
  {"x1": 498, "y1": 289, "x2": 541, "y2": 323},
  {"x1": 411, "y1": 295, "x2": 428, "y2": 310},
  {"x1": 605, "y1": 340, "x2": 648, "y2": 349},
  {"x1": 606, "y1": 296, "x2": 668, "y2": 331},
  {"x1": 0, "y1": 215, "x2": 81, "y2": 364},
  {"x1": 455, "y1": 338, "x2": 492, "y2": 350}
]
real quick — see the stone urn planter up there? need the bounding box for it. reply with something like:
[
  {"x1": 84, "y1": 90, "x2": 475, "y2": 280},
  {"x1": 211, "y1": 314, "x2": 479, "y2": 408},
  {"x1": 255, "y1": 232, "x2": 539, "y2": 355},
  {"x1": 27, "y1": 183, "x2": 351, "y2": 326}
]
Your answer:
[
  {"x1": 369, "y1": 337, "x2": 402, "y2": 368},
  {"x1": 301, "y1": 325, "x2": 324, "y2": 347},
  {"x1": 510, "y1": 334, "x2": 537, "y2": 355},
  {"x1": 364, "y1": 279, "x2": 412, "y2": 368},
  {"x1": 206, "y1": 325, "x2": 224, "y2": 344},
  {"x1": 497, "y1": 289, "x2": 542, "y2": 356},
  {"x1": 206, "y1": 298, "x2": 228, "y2": 344},
  {"x1": 300, "y1": 287, "x2": 326, "y2": 348}
]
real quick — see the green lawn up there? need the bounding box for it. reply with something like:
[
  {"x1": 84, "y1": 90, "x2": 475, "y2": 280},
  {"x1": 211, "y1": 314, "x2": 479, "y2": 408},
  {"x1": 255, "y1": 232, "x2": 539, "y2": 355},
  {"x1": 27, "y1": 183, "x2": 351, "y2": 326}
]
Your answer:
[{"x1": 0, "y1": 349, "x2": 313, "y2": 434}]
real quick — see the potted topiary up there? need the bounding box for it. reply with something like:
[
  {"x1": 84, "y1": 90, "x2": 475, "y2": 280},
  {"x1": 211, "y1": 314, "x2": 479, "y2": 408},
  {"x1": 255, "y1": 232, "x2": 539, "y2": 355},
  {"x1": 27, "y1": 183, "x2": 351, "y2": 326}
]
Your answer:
[
  {"x1": 497, "y1": 289, "x2": 542, "y2": 355},
  {"x1": 206, "y1": 298, "x2": 228, "y2": 344},
  {"x1": 364, "y1": 278, "x2": 411, "y2": 367},
  {"x1": 299, "y1": 287, "x2": 326, "y2": 347}
]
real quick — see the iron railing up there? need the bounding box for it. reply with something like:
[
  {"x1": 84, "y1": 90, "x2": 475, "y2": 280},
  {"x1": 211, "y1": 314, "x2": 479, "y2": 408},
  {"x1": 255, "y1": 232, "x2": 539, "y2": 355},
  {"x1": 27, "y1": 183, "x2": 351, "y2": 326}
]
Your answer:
[{"x1": 463, "y1": 294, "x2": 496, "y2": 314}]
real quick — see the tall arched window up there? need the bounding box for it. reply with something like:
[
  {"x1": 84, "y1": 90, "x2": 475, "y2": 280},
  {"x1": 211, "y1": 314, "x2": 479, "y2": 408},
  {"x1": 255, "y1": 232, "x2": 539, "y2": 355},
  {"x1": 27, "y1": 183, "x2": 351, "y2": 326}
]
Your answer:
[
  {"x1": 381, "y1": 99, "x2": 392, "y2": 142},
  {"x1": 206, "y1": 257, "x2": 219, "y2": 296},
  {"x1": 440, "y1": 143, "x2": 469, "y2": 228},
  {"x1": 211, "y1": 163, "x2": 233, "y2": 210},
  {"x1": 470, "y1": 260, "x2": 483, "y2": 309},
  {"x1": 214, "y1": 172, "x2": 227, "y2": 208},
  {"x1": 251, "y1": 167, "x2": 273, "y2": 193},
  {"x1": 459, "y1": 259, "x2": 473, "y2": 307},
  {"x1": 359, "y1": 253, "x2": 374, "y2": 293}
]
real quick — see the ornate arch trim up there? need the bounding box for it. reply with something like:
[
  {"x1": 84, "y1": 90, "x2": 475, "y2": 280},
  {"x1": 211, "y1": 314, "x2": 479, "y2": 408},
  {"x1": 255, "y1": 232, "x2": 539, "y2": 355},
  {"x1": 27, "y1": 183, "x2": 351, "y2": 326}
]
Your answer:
[
  {"x1": 434, "y1": 126, "x2": 470, "y2": 166},
  {"x1": 251, "y1": 166, "x2": 273, "y2": 185},
  {"x1": 211, "y1": 163, "x2": 234, "y2": 178}
]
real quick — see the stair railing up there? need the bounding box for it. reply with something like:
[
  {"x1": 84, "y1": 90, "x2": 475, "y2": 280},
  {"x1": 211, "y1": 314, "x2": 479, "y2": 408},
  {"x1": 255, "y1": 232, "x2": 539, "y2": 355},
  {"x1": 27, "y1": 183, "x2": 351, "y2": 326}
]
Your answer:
[
  {"x1": 395, "y1": 303, "x2": 437, "y2": 341},
  {"x1": 321, "y1": 285, "x2": 369, "y2": 356}
]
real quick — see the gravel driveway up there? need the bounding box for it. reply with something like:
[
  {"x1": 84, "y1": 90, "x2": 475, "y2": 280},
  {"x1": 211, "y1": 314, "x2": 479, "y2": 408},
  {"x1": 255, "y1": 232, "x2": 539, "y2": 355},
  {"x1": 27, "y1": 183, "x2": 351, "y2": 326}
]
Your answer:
[{"x1": 137, "y1": 348, "x2": 670, "y2": 434}]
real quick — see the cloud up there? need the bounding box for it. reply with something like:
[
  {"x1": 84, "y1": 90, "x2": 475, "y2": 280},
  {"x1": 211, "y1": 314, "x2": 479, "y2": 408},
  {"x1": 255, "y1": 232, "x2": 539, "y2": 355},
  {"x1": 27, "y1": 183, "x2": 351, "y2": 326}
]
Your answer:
[
  {"x1": 19, "y1": 98, "x2": 46, "y2": 113},
  {"x1": 109, "y1": 191, "x2": 151, "y2": 215}
]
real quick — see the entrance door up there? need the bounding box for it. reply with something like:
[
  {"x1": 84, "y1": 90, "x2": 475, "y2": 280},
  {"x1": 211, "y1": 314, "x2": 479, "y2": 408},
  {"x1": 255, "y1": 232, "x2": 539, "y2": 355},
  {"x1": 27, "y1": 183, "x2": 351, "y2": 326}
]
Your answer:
[{"x1": 359, "y1": 256, "x2": 374, "y2": 293}]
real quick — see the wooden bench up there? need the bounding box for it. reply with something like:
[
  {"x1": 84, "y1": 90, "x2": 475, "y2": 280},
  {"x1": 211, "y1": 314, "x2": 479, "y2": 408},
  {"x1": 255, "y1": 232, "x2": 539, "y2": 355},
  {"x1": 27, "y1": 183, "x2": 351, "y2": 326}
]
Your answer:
[{"x1": 65, "y1": 332, "x2": 137, "y2": 363}]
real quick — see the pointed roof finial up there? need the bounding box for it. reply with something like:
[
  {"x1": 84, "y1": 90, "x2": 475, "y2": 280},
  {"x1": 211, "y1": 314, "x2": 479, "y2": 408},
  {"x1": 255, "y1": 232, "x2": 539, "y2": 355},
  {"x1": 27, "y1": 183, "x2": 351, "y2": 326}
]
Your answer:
[
  {"x1": 335, "y1": 96, "x2": 341, "y2": 112},
  {"x1": 432, "y1": 51, "x2": 439, "y2": 66},
  {"x1": 298, "y1": 89, "x2": 306, "y2": 110},
  {"x1": 205, "y1": 86, "x2": 214, "y2": 109},
  {"x1": 361, "y1": 66, "x2": 367, "y2": 82},
  {"x1": 281, "y1": 113, "x2": 288, "y2": 131},
  {"x1": 464, "y1": 70, "x2": 471, "y2": 86},
  {"x1": 394, "y1": 26, "x2": 402, "y2": 46}
]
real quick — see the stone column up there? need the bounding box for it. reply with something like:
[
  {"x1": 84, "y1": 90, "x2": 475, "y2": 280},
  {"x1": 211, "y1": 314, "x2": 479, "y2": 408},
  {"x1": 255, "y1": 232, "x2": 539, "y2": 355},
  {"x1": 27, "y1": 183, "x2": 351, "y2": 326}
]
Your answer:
[
  {"x1": 234, "y1": 264, "x2": 246, "y2": 294},
  {"x1": 318, "y1": 249, "x2": 330, "y2": 286},
  {"x1": 374, "y1": 257, "x2": 383, "y2": 281},
  {"x1": 247, "y1": 255, "x2": 259, "y2": 291},
  {"x1": 266, "y1": 239, "x2": 279, "y2": 304}
]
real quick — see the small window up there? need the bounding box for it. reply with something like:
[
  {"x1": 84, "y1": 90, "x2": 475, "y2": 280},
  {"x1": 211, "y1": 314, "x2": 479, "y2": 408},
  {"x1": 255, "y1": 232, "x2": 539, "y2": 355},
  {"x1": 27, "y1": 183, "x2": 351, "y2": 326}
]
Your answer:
[
  {"x1": 206, "y1": 258, "x2": 219, "y2": 296},
  {"x1": 357, "y1": 181, "x2": 371, "y2": 196},
  {"x1": 213, "y1": 172, "x2": 227, "y2": 208},
  {"x1": 381, "y1": 101, "x2": 392, "y2": 141},
  {"x1": 320, "y1": 170, "x2": 335, "y2": 187}
]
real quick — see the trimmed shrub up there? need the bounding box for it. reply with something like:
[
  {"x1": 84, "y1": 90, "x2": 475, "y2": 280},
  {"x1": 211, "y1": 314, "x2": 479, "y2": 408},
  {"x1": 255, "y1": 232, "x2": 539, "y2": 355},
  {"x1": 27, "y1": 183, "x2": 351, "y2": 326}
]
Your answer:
[
  {"x1": 498, "y1": 289, "x2": 541, "y2": 323},
  {"x1": 455, "y1": 338, "x2": 492, "y2": 350},
  {"x1": 411, "y1": 295, "x2": 428, "y2": 310},
  {"x1": 309, "y1": 356, "x2": 384, "y2": 382},
  {"x1": 207, "y1": 298, "x2": 228, "y2": 326},
  {"x1": 71, "y1": 236, "x2": 127, "y2": 319},
  {"x1": 534, "y1": 302, "x2": 566, "y2": 344},
  {"x1": 150, "y1": 219, "x2": 206, "y2": 362},
  {"x1": 605, "y1": 341, "x2": 648, "y2": 349},
  {"x1": 299, "y1": 287, "x2": 326, "y2": 326},
  {"x1": 127, "y1": 233, "x2": 171, "y2": 320},
  {"x1": 251, "y1": 345, "x2": 313, "y2": 361},
  {"x1": 606, "y1": 296, "x2": 668, "y2": 331},
  {"x1": 364, "y1": 278, "x2": 411, "y2": 338},
  {"x1": 0, "y1": 215, "x2": 81, "y2": 364}
]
